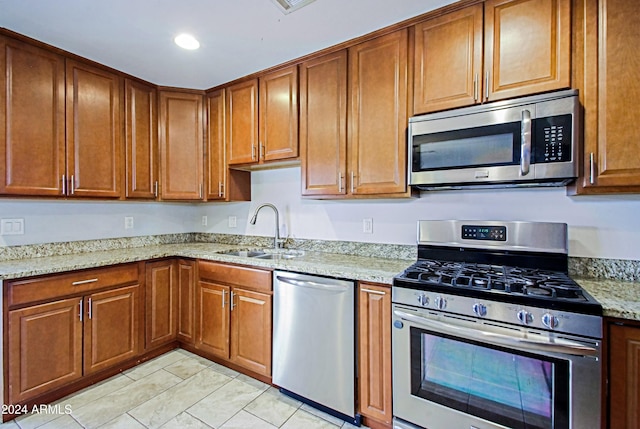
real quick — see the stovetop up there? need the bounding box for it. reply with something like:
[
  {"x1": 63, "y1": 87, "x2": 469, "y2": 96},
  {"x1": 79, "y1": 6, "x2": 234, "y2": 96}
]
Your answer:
[{"x1": 394, "y1": 258, "x2": 602, "y2": 315}]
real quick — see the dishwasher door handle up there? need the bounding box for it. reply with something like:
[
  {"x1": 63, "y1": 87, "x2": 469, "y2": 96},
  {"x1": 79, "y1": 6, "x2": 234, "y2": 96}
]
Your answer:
[{"x1": 276, "y1": 276, "x2": 350, "y2": 292}]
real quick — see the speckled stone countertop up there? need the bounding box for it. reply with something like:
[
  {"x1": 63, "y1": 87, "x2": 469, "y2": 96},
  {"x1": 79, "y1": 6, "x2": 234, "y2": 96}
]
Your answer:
[
  {"x1": 575, "y1": 277, "x2": 640, "y2": 321},
  {"x1": 0, "y1": 242, "x2": 414, "y2": 286}
]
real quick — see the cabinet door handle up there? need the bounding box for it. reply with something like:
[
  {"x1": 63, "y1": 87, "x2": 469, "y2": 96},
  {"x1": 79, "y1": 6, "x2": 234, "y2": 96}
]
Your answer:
[
  {"x1": 473, "y1": 73, "x2": 478, "y2": 101},
  {"x1": 79, "y1": 299, "x2": 83, "y2": 322},
  {"x1": 350, "y1": 171, "x2": 355, "y2": 194},
  {"x1": 589, "y1": 153, "x2": 595, "y2": 185},
  {"x1": 222, "y1": 290, "x2": 226, "y2": 308},
  {"x1": 70, "y1": 175, "x2": 75, "y2": 195},
  {"x1": 62, "y1": 174, "x2": 67, "y2": 195},
  {"x1": 199, "y1": 183, "x2": 203, "y2": 199},
  {"x1": 154, "y1": 181, "x2": 159, "y2": 198},
  {"x1": 72, "y1": 278, "x2": 98, "y2": 286},
  {"x1": 251, "y1": 145, "x2": 257, "y2": 160},
  {"x1": 361, "y1": 288, "x2": 386, "y2": 296},
  {"x1": 338, "y1": 173, "x2": 344, "y2": 192},
  {"x1": 218, "y1": 182, "x2": 224, "y2": 198},
  {"x1": 87, "y1": 298, "x2": 92, "y2": 319},
  {"x1": 230, "y1": 291, "x2": 235, "y2": 311},
  {"x1": 260, "y1": 143, "x2": 265, "y2": 160},
  {"x1": 485, "y1": 71, "x2": 490, "y2": 101}
]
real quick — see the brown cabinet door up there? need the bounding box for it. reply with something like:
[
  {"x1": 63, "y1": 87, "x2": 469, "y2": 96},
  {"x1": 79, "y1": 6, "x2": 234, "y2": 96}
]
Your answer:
[
  {"x1": 259, "y1": 65, "x2": 298, "y2": 161},
  {"x1": 484, "y1": 0, "x2": 570, "y2": 102},
  {"x1": 8, "y1": 298, "x2": 83, "y2": 404},
  {"x1": 230, "y1": 288, "x2": 272, "y2": 376},
  {"x1": 0, "y1": 36, "x2": 66, "y2": 196},
  {"x1": 573, "y1": 0, "x2": 640, "y2": 192},
  {"x1": 300, "y1": 50, "x2": 348, "y2": 196},
  {"x1": 413, "y1": 4, "x2": 483, "y2": 114},
  {"x1": 196, "y1": 280, "x2": 230, "y2": 358},
  {"x1": 357, "y1": 283, "x2": 392, "y2": 424},
  {"x1": 348, "y1": 29, "x2": 408, "y2": 195},
  {"x1": 226, "y1": 79, "x2": 259, "y2": 165},
  {"x1": 158, "y1": 90, "x2": 204, "y2": 200},
  {"x1": 177, "y1": 259, "x2": 196, "y2": 344},
  {"x1": 66, "y1": 59, "x2": 122, "y2": 198},
  {"x1": 84, "y1": 284, "x2": 141, "y2": 374},
  {"x1": 206, "y1": 89, "x2": 227, "y2": 200},
  {"x1": 608, "y1": 323, "x2": 640, "y2": 429},
  {"x1": 125, "y1": 79, "x2": 158, "y2": 199},
  {"x1": 145, "y1": 260, "x2": 177, "y2": 349}
]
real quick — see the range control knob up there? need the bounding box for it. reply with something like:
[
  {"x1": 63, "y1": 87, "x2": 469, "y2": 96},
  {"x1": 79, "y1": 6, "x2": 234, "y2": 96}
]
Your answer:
[
  {"x1": 434, "y1": 296, "x2": 447, "y2": 310},
  {"x1": 542, "y1": 313, "x2": 559, "y2": 329},
  {"x1": 416, "y1": 293, "x2": 429, "y2": 307},
  {"x1": 472, "y1": 303, "x2": 487, "y2": 317},
  {"x1": 517, "y1": 310, "x2": 534, "y2": 325}
]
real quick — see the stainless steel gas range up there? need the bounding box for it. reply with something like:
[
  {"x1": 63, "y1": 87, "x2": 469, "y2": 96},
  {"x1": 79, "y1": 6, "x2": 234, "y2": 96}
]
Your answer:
[{"x1": 392, "y1": 221, "x2": 602, "y2": 429}]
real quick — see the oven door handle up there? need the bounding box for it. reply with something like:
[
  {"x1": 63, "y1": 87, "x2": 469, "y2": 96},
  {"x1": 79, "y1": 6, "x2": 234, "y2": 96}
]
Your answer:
[{"x1": 394, "y1": 309, "x2": 598, "y2": 357}]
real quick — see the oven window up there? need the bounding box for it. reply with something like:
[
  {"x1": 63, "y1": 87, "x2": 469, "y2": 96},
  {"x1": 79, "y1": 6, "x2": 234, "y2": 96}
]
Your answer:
[
  {"x1": 410, "y1": 328, "x2": 569, "y2": 429},
  {"x1": 412, "y1": 121, "x2": 521, "y2": 171}
]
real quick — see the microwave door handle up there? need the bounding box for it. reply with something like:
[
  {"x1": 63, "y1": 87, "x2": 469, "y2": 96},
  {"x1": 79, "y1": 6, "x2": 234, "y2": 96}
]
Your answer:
[{"x1": 520, "y1": 109, "x2": 532, "y2": 176}]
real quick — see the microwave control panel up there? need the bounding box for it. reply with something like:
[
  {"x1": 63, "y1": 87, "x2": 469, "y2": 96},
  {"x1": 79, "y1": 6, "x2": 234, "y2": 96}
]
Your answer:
[{"x1": 534, "y1": 114, "x2": 572, "y2": 163}]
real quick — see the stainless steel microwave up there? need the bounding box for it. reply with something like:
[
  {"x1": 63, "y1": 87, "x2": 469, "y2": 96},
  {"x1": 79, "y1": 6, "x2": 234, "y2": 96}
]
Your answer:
[{"x1": 408, "y1": 89, "x2": 580, "y2": 190}]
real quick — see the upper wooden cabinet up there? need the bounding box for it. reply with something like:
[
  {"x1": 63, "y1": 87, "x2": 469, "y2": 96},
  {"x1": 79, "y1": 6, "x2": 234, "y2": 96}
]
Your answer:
[
  {"x1": 259, "y1": 65, "x2": 299, "y2": 162},
  {"x1": 125, "y1": 79, "x2": 158, "y2": 199},
  {"x1": 66, "y1": 59, "x2": 123, "y2": 198},
  {"x1": 413, "y1": 0, "x2": 571, "y2": 114},
  {"x1": 205, "y1": 89, "x2": 251, "y2": 201},
  {"x1": 226, "y1": 79, "x2": 259, "y2": 165},
  {"x1": 226, "y1": 66, "x2": 299, "y2": 167},
  {"x1": 0, "y1": 36, "x2": 66, "y2": 196},
  {"x1": 348, "y1": 29, "x2": 409, "y2": 196},
  {"x1": 571, "y1": 0, "x2": 640, "y2": 194},
  {"x1": 300, "y1": 50, "x2": 348, "y2": 197},
  {"x1": 158, "y1": 90, "x2": 204, "y2": 200}
]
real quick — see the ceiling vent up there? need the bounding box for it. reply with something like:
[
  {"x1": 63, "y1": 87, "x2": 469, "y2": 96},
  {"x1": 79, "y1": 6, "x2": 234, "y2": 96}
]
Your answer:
[{"x1": 271, "y1": 0, "x2": 317, "y2": 14}]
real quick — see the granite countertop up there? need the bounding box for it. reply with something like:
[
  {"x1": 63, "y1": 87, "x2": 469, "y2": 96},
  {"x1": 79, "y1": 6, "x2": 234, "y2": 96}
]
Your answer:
[
  {"x1": 1, "y1": 242, "x2": 638, "y2": 322},
  {"x1": 0, "y1": 242, "x2": 413, "y2": 287},
  {"x1": 575, "y1": 277, "x2": 640, "y2": 321}
]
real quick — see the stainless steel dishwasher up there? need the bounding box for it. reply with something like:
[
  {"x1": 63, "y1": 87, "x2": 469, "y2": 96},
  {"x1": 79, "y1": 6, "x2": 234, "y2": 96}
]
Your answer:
[{"x1": 272, "y1": 271, "x2": 360, "y2": 426}]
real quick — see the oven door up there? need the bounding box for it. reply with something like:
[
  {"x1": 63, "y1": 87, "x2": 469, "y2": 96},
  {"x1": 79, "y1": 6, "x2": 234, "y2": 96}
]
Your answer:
[{"x1": 391, "y1": 304, "x2": 601, "y2": 429}]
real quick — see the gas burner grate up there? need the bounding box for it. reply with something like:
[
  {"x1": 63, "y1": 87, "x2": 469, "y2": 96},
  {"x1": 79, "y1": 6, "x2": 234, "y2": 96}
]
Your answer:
[{"x1": 398, "y1": 259, "x2": 587, "y2": 302}]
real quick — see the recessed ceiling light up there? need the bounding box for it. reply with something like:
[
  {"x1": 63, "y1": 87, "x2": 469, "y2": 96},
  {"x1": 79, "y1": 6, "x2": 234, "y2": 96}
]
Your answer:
[
  {"x1": 174, "y1": 33, "x2": 200, "y2": 50},
  {"x1": 271, "y1": 0, "x2": 317, "y2": 14}
]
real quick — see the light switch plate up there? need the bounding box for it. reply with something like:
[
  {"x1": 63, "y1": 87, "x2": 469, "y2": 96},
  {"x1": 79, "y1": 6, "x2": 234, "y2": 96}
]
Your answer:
[
  {"x1": 124, "y1": 216, "x2": 134, "y2": 229},
  {"x1": 228, "y1": 216, "x2": 237, "y2": 228},
  {"x1": 363, "y1": 218, "x2": 373, "y2": 234},
  {"x1": 1, "y1": 218, "x2": 25, "y2": 235}
]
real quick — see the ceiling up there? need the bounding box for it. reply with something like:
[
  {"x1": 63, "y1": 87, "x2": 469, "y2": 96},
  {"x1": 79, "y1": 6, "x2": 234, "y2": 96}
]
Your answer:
[{"x1": 0, "y1": 0, "x2": 453, "y2": 90}]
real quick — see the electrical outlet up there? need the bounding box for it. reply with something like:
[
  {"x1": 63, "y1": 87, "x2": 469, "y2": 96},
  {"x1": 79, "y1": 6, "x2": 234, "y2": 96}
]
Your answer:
[
  {"x1": 363, "y1": 218, "x2": 373, "y2": 234},
  {"x1": 202, "y1": 215, "x2": 208, "y2": 226},
  {"x1": 124, "y1": 216, "x2": 134, "y2": 229},
  {"x1": 0, "y1": 218, "x2": 25, "y2": 235},
  {"x1": 228, "y1": 216, "x2": 237, "y2": 228}
]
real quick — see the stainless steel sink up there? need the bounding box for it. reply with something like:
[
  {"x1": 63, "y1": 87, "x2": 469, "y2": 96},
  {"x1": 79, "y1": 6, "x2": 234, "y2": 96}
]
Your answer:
[{"x1": 217, "y1": 249, "x2": 304, "y2": 259}]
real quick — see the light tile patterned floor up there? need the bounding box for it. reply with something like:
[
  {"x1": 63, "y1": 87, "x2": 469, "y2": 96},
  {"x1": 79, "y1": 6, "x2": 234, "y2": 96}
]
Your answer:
[{"x1": 2, "y1": 350, "x2": 367, "y2": 429}]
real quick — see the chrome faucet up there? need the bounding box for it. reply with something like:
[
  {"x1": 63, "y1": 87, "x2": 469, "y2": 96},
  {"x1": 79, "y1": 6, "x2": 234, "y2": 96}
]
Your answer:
[{"x1": 249, "y1": 203, "x2": 283, "y2": 249}]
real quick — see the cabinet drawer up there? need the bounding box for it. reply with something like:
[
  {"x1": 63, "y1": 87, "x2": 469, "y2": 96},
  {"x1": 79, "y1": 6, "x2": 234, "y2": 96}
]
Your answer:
[
  {"x1": 7, "y1": 263, "x2": 140, "y2": 307},
  {"x1": 198, "y1": 261, "x2": 271, "y2": 292}
]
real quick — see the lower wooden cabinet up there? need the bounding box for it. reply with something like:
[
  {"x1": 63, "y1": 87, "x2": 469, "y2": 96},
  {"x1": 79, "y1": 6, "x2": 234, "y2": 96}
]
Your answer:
[
  {"x1": 145, "y1": 259, "x2": 178, "y2": 349},
  {"x1": 196, "y1": 261, "x2": 272, "y2": 376},
  {"x1": 358, "y1": 282, "x2": 392, "y2": 425},
  {"x1": 607, "y1": 319, "x2": 640, "y2": 429},
  {"x1": 177, "y1": 259, "x2": 196, "y2": 344},
  {"x1": 6, "y1": 263, "x2": 143, "y2": 405}
]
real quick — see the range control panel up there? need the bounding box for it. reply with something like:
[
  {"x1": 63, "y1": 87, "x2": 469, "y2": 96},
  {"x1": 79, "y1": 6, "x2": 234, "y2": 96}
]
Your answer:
[{"x1": 462, "y1": 225, "x2": 506, "y2": 241}]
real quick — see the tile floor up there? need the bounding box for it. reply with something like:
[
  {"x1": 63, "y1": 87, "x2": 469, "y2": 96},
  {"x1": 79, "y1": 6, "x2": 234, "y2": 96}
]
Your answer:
[{"x1": 1, "y1": 349, "x2": 368, "y2": 429}]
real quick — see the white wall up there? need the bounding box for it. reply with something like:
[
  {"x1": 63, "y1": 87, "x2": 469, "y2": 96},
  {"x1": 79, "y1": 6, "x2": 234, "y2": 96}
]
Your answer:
[
  {"x1": 200, "y1": 167, "x2": 640, "y2": 260},
  {"x1": 2, "y1": 167, "x2": 639, "y2": 260}
]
